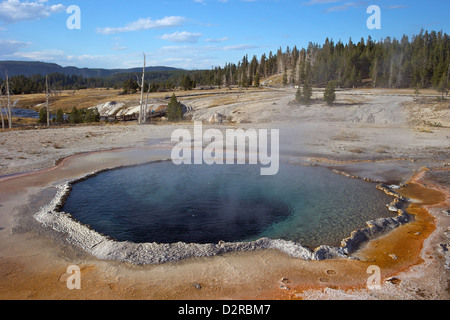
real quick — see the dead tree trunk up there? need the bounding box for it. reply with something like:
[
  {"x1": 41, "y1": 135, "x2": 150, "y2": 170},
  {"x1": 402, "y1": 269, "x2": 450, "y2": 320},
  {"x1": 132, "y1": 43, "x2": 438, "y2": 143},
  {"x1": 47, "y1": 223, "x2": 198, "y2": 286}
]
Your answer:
[
  {"x1": 6, "y1": 72, "x2": 12, "y2": 129},
  {"x1": 0, "y1": 84, "x2": 5, "y2": 130},
  {"x1": 46, "y1": 75, "x2": 50, "y2": 127},
  {"x1": 144, "y1": 82, "x2": 151, "y2": 123},
  {"x1": 139, "y1": 53, "x2": 146, "y2": 124}
]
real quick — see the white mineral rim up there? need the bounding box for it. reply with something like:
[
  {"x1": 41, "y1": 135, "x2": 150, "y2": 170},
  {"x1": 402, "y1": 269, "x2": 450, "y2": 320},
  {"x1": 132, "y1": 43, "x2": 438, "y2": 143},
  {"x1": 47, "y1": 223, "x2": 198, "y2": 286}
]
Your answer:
[{"x1": 33, "y1": 166, "x2": 413, "y2": 265}]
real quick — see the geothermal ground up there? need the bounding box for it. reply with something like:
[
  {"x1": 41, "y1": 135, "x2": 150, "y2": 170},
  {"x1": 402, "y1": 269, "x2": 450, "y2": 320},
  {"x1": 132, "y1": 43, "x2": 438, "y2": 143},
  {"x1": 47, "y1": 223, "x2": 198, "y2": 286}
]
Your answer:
[{"x1": 0, "y1": 87, "x2": 449, "y2": 300}]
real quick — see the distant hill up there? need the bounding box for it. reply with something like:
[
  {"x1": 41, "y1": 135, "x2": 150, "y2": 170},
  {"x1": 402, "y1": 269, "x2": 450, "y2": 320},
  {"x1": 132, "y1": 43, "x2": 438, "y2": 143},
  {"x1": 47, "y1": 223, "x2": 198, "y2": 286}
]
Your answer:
[{"x1": 0, "y1": 61, "x2": 184, "y2": 78}]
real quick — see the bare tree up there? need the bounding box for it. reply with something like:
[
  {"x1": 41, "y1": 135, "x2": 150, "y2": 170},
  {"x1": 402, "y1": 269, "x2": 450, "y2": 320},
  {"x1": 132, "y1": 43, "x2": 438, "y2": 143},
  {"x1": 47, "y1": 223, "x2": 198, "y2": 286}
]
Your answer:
[
  {"x1": 0, "y1": 84, "x2": 5, "y2": 130},
  {"x1": 144, "y1": 81, "x2": 151, "y2": 123},
  {"x1": 6, "y1": 72, "x2": 12, "y2": 129},
  {"x1": 138, "y1": 53, "x2": 146, "y2": 124},
  {"x1": 46, "y1": 75, "x2": 50, "y2": 127}
]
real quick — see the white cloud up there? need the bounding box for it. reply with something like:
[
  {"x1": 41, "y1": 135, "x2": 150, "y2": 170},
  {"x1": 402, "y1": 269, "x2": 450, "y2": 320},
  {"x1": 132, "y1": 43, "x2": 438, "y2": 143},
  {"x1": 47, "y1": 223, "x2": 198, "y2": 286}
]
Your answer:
[
  {"x1": 8, "y1": 49, "x2": 129, "y2": 68},
  {"x1": 205, "y1": 37, "x2": 230, "y2": 43},
  {"x1": 11, "y1": 49, "x2": 65, "y2": 61},
  {"x1": 324, "y1": 1, "x2": 367, "y2": 12},
  {"x1": 386, "y1": 5, "x2": 408, "y2": 10},
  {"x1": 0, "y1": 0, "x2": 65, "y2": 24},
  {"x1": 160, "y1": 31, "x2": 202, "y2": 43},
  {"x1": 223, "y1": 44, "x2": 259, "y2": 50},
  {"x1": 194, "y1": 0, "x2": 230, "y2": 3},
  {"x1": 112, "y1": 46, "x2": 128, "y2": 51},
  {"x1": 302, "y1": 0, "x2": 368, "y2": 12},
  {"x1": 97, "y1": 16, "x2": 187, "y2": 35},
  {"x1": 303, "y1": 0, "x2": 342, "y2": 4},
  {"x1": 148, "y1": 44, "x2": 221, "y2": 69},
  {"x1": 0, "y1": 39, "x2": 29, "y2": 55}
]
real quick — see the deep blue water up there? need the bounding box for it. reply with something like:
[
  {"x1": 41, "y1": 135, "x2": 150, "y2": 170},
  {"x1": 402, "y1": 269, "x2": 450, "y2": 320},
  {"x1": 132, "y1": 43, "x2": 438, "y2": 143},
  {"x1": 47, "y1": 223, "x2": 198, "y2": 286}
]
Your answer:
[
  {"x1": 10, "y1": 108, "x2": 39, "y2": 118},
  {"x1": 4, "y1": 108, "x2": 57, "y2": 119},
  {"x1": 62, "y1": 161, "x2": 393, "y2": 248}
]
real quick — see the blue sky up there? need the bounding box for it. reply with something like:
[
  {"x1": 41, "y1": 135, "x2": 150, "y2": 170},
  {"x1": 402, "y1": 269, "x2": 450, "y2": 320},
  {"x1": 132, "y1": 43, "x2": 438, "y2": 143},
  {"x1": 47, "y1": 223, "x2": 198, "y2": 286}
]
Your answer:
[{"x1": 0, "y1": 0, "x2": 448, "y2": 70}]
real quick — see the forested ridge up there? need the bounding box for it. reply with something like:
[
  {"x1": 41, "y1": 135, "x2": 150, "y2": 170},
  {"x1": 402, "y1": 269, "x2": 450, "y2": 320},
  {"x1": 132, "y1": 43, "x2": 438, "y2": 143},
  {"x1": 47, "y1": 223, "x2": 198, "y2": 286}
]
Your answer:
[
  {"x1": 0, "y1": 71, "x2": 187, "y2": 94},
  {"x1": 1, "y1": 30, "x2": 449, "y2": 94},
  {"x1": 197, "y1": 29, "x2": 450, "y2": 91}
]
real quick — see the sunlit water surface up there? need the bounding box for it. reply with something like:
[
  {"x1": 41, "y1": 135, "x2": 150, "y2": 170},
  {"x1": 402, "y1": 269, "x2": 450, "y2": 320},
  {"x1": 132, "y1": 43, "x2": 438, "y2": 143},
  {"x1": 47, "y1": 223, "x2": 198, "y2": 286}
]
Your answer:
[{"x1": 63, "y1": 161, "x2": 393, "y2": 248}]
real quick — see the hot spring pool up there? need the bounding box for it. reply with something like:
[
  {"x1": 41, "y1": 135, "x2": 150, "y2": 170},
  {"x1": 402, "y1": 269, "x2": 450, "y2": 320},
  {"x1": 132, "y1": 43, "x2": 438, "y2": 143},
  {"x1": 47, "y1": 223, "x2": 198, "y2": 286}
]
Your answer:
[{"x1": 62, "y1": 161, "x2": 394, "y2": 249}]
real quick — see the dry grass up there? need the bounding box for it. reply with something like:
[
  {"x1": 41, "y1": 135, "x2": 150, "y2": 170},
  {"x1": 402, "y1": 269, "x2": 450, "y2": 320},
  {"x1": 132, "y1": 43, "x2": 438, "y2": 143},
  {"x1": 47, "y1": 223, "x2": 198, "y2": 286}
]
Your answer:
[
  {"x1": 261, "y1": 73, "x2": 285, "y2": 86},
  {"x1": 12, "y1": 87, "x2": 269, "y2": 114},
  {"x1": 348, "y1": 147, "x2": 365, "y2": 154},
  {"x1": 15, "y1": 89, "x2": 126, "y2": 113},
  {"x1": 12, "y1": 88, "x2": 192, "y2": 113},
  {"x1": 374, "y1": 145, "x2": 391, "y2": 154},
  {"x1": 331, "y1": 131, "x2": 360, "y2": 142},
  {"x1": 10, "y1": 117, "x2": 38, "y2": 125},
  {"x1": 207, "y1": 96, "x2": 239, "y2": 108},
  {"x1": 432, "y1": 103, "x2": 449, "y2": 112},
  {"x1": 405, "y1": 95, "x2": 450, "y2": 128}
]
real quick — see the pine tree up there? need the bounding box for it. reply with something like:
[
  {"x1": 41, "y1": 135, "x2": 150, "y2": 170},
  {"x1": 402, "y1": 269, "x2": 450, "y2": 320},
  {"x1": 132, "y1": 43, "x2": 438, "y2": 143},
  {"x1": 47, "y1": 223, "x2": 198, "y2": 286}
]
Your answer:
[
  {"x1": 167, "y1": 93, "x2": 183, "y2": 121},
  {"x1": 83, "y1": 108, "x2": 100, "y2": 123},
  {"x1": 438, "y1": 73, "x2": 448, "y2": 100},
  {"x1": 93, "y1": 107, "x2": 100, "y2": 122},
  {"x1": 302, "y1": 81, "x2": 312, "y2": 105},
  {"x1": 69, "y1": 106, "x2": 82, "y2": 124},
  {"x1": 56, "y1": 109, "x2": 64, "y2": 123},
  {"x1": 254, "y1": 72, "x2": 260, "y2": 87},
  {"x1": 38, "y1": 107, "x2": 47, "y2": 124},
  {"x1": 282, "y1": 71, "x2": 288, "y2": 86},
  {"x1": 241, "y1": 71, "x2": 249, "y2": 88},
  {"x1": 181, "y1": 75, "x2": 195, "y2": 90},
  {"x1": 414, "y1": 84, "x2": 421, "y2": 98},
  {"x1": 324, "y1": 81, "x2": 336, "y2": 105},
  {"x1": 295, "y1": 86, "x2": 302, "y2": 104}
]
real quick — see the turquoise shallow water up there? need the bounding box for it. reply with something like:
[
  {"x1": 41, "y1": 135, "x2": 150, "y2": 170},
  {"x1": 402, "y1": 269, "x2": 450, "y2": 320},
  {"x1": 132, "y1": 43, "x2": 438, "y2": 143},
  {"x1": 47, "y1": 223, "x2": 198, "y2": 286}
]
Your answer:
[{"x1": 62, "y1": 161, "x2": 393, "y2": 248}]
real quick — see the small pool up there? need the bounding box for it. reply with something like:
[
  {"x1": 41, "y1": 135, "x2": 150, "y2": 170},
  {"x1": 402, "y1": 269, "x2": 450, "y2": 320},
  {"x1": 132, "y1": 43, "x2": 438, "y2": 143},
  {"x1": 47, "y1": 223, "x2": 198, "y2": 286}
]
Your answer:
[
  {"x1": 10, "y1": 108, "x2": 40, "y2": 118},
  {"x1": 62, "y1": 161, "x2": 394, "y2": 248}
]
